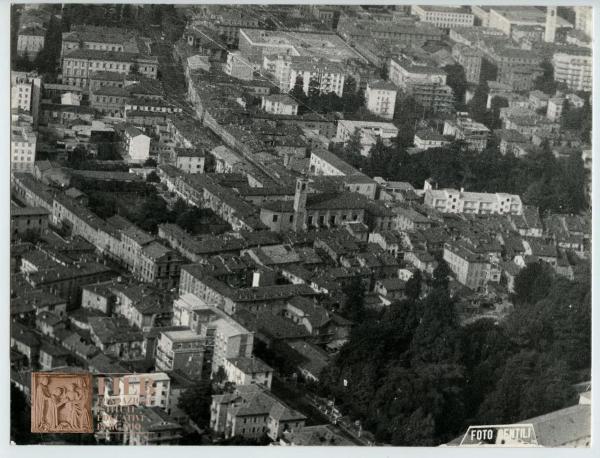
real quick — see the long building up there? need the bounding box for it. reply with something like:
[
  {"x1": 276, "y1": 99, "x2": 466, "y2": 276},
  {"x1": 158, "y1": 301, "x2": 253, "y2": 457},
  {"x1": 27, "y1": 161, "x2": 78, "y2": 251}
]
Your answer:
[
  {"x1": 411, "y1": 5, "x2": 474, "y2": 28},
  {"x1": 424, "y1": 188, "x2": 523, "y2": 215},
  {"x1": 61, "y1": 49, "x2": 158, "y2": 88}
]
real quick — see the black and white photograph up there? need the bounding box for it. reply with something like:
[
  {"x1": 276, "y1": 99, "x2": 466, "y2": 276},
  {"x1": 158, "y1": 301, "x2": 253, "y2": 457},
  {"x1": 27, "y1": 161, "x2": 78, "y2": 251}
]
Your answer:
[{"x1": 7, "y1": 1, "x2": 595, "y2": 451}]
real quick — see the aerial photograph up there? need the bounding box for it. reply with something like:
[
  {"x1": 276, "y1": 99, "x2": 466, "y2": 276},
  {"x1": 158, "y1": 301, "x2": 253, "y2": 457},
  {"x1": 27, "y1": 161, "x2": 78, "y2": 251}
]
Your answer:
[{"x1": 9, "y1": 3, "x2": 592, "y2": 448}]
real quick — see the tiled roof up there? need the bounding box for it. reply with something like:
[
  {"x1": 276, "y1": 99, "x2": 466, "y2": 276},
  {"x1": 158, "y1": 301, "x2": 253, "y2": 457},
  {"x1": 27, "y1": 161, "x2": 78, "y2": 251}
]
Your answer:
[{"x1": 227, "y1": 356, "x2": 272, "y2": 374}]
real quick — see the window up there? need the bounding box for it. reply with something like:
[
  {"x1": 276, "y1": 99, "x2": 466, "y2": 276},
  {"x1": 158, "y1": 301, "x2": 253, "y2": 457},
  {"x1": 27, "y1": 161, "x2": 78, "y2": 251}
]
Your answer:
[{"x1": 272, "y1": 214, "x2": 278, "y2": 222}]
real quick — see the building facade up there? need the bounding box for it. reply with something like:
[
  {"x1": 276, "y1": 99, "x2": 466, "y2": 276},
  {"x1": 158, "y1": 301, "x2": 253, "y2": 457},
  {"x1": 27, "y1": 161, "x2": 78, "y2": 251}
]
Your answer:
[
  {"x1": 552, "y1": 51, "x2": 592, "y2": 92},
  {"x1": 411, "y1": 5, "x2": 474, "y2": 28},
  {"x1": 424, "y1": 188, "x2": 523, "y2": 215},
  {"x1": 365, "y1": 80, "x2": 397, "y2": 120}
]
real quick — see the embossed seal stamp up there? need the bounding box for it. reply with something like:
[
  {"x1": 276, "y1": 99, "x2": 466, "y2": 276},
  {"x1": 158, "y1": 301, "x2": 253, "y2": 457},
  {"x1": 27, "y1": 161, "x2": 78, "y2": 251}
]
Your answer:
[{"x1": 31, "y1": 372, "x2": 93, "y2": 433}]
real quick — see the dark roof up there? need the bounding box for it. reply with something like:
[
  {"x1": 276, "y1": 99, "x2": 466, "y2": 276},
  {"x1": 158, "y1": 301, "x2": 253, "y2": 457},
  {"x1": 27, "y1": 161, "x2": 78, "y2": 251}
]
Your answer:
[{"x1": 227, "y1": 356, "x2": 272, "y2": 374}]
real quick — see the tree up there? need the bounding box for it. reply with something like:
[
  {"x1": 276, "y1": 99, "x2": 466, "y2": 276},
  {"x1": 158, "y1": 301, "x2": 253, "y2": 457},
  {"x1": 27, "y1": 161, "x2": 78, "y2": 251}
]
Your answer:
[
  {"x1": 467, "y1": 83, "x2": 489, "y2": 124},
  {"x1": 177, "y1": 381, "x2": 213, "y2": 428},
  {"x1": 67, "y1": 146, "x2": 87, "y2": 165},
  {"x1": 172, "y1": 198, "x2": 188, "y2": 215},
  {"x1": 214, "y1": 366, "x2": 227, "y2": 384},
  {"x1": 344, "y1": 128, "x2": 363, "y2": 158},
  {"x1": 146, "y1": 171, "x2": 160, "y2": 183},
  {"x1": 144, "y1": 158, "x2": 158, "y2": 167},
  {"x1": 444, "y1": 63, "x2": 468, "y2": 110},
  {"x1": 289, "y1": 75, "x2": 307, "y2": 108},
  {"x1": 432, "y1": 259, "x2": 451, "y2": 291},
  {"x1": 460, "y1": 319, "x2": 512, "y2": 422},
  {"x1": 308, "y1": 76, "x2": 321, "y2": 99},
  {"x1": 533, "y1": 60, "x2": 558, "y2": 95},
  {"x1": 513, "y1": 261, "x2": 554, "y2": 306},
  {"x1": 405, "y1": 270, "x2": 422, "y2": 300},
  {"x1": 364, "y1": 138, "x2": 396, "y2": 178},
  {"x1": 489, "y1": 96, "x2": 509, "y2": 129},
  {"x1": 410, "y1": 288, "x2": 461, "y2": 365},
  {"x1": 341, "y1": 276, "x2": 366, "y2": 322},
  {"x1": 477, "y1": 350, "x2": 576, "y2": 424}
]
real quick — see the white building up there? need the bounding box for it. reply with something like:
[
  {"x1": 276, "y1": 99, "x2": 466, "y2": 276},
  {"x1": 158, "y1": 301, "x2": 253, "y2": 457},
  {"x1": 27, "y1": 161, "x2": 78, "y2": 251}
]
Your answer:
[
  {"x1": 288, "y1": 59, "x2": 345, "y2": 97},
  {"x1": 552, "y1": 51, "x2": 592, "y2": 92},
  {"x1": 224, "y1": 51, "x2": 253, "y2": 81},
  {"x1": 175, "y1": 149, "x2": 205, "y2": 175},
  {"x1": 546, "y1": 97, "x2": 565, "y2": 122},
  {"x1": 566, "y1": 93, "x2": 585, "y2": 108},
  {"x1": 17, "y1": 26, "x2": 45, "y2": 60},
  {"x1": 424, "y1": 188, "x2": 523, "y2": 215},
  {"x1": 223, "y1": 356, "x2": 273, "y2": 389},
  {"x1": 574, "y1": 6, "x2": 593, "y2": 39},
  {"x1": 414, "y1": 130, "x2": 450, "y2": 150},
  {"x1": 336, "y1": 120, "x2": 399, "y2": 156},
  {"x1": 365, "y1": 80, "x2": 397, "y2": 120},
  {"x1": 261, "y1": 94, "x2": 299, "y2": 116},
  {"x1": 11, "y1": 124, "x2": 37, "y2": 172},
  {"x1": 61, "y1": 92, "x2": 81, "y2": 106},
  {"x1": 11, "y1": 71, "x2": 42, "y2": 126},
  {"x1": 123, "y1": 126, "x2": 150, "y2": 163},
  {"x1": 544, "y1": 6, "x2": 557, "y2": 43},
  {"x1": 412, "y1": 5, "x2": 474, "y2": 28}
]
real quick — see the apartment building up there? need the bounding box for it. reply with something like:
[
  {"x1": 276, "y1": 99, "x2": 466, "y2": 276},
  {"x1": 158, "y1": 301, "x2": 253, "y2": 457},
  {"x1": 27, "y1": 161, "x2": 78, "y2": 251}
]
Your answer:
[
  {"x1": 223, "y1": 357, "x2": 273, "y2": 389},
  {"x1": 261, "y1": 94, "x2": 299, "y2": 116},
  {"x1": 483, "y1": 45, "x2": 543, "y2": 91},
  {"x1": 122, "y1": 126, "x2": 151, "y2": 163},
  {"x1": 60, "y1": 25, "x2": 139, "y2": 58},
  {"x1": 61, "y1": 49, "x2": 158, "y2": 88},
  {"x1": 336, "y1": 120, "x2": 398, "y2": 156},
  {"x1": 412, "y1": 5, "x2": 474, "y2": 28},
  {"x1": 443, "y1": 113, "x2": 490, "y2": 152},
  {"x1": 424, "y1": 188, "x2": 523, "y2": 215},
  {"x1": 11, "y1": 71, "x2": 42, "y2": 126},
  {"x1": 546, "y1": 96, "x2": 565, "y2": 122},
  {"x1": 487, "y1": 6, "x2": 571, "y2": 37},
  {"x1": 288, "y1": 59, "x2": 345, "y2": 97},
  {"x1": 365, "y1": 80, "x2": 397, "y2": 120},
  {"x1": 443, "y1": 241, "x2": 499, "y2": 290},
  {"x1": 105, "y1": 372, "x2": 172, "y2": 411},
  {"x1": 155, "y1": 329, "x2": 206, "y2": 379},
  {"x1": 90, "y1": 85, "x2": 130, "y2": 117},
  {"x1": 224, "y1": 51, "x2": 254, "y2": 81},
  {"x1": 173, "y1": 148, "x2": 205, "y2": 175},
  {"x1": 122, "y1": 406, "x2": 182, "y2": 445},
  {"x1": 337, "y1": 16, "x2": 442, "y2": 47},
  {"x1": 172, "y1": 293, "x2": 254, "y2": 376},
  {"x1": 574, "y1": 6, "x2": 593, "y2": 39},
  {"x1": 552, "y1": 50, "x2": 592, "y2": 92},
  {"x1": 17, "y1": 26, "x2": 46, "y2": 60},
  {"x1": 11, "y1": 206, "x2": 49, "y2": 240},
  {"x1": 413, "y1": 130, "x2": 450, "y2": 150},
  {"x1": 388, "y1": 56, "x2": 454, "y2": 113},
  {"x1": 452, "y1": 44, "x2": 482, "y2": 84},
  {"x1": 11, "y1": 124, "x2": 37, "y2": 173},
  {"x1": 136, "y1": 242, "x2": 184, "y2": 290},
  {"x1": 211, "y1": 384, "x2": 306, "y2": 440}
]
